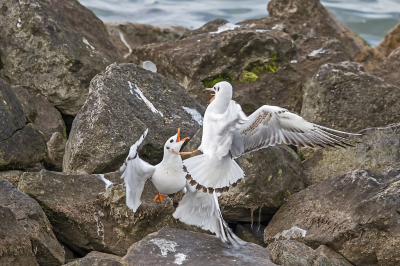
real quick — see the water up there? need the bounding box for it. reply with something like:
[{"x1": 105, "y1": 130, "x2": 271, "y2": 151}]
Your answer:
[{"x1": 78, "y1": 0, "x2": 400, "y2": 47}]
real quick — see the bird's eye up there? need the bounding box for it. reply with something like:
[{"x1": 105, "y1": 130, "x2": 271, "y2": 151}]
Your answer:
[
  {"x1": 166, "y1": 146, "x2": 170, "y2": 149},
  {"x1": 170, "y1": 139, "x2": 173, "y2": 143},
  {"x1": 217, "y1": 87, "x2": 219, "y2": 92}
]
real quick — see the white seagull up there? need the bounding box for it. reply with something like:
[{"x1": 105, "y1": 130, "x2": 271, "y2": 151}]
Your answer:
[
  {"x1": 119, "y1": 128, "x2": 243, "y2": 246},
  {"x1": 183, "y1": 81, "x2": 360, "y2": 193}
]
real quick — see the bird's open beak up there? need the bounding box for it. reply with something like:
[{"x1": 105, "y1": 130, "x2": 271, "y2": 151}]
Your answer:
[
  {"x1": 176, "y1": 128, "x2": 188, "y2": 142},
  {"x1": 205, "y1": 88, "x2": 213, "y2": 91},
  {"x1": 205, "y1": 88, "x2": 215, "y2": 103}
]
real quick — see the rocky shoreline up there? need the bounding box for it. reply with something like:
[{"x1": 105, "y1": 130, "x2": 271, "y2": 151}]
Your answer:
[{"x1": 1, "y1": 0, "x2": 399, "y2": 265}]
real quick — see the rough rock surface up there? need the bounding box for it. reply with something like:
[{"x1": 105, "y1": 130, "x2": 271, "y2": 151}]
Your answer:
[
  {"x1": 0, "y1": 180, "x2": 65, "y2": 266},
  {"x1": 128, "y1": 18, "x2": 351, "y2": 114},
  {"x1": 301, "y1": 62, "x2": 400, "y2": 132},
  {"x1": 122, "y1": 227, "x2": 278, "y2": 266},
  {"x1": 106, "y1": 22, "x2": 187, "y2": 56},
  {"x1": 18, "y1": 170, "x2": 199, "y2": 256},
  {"x1": 267, "y1": 240, "x2": 352, "y2": 266},
  {"x1": 11, "y1": 85, "x2": 37, "y2": 123},
  {"x1": 45, "y1": 132, "x2": 67, "y2": 171},
  {"x1": 376, "y1": 22, "x2": 400, "y2": 57},
  {"x1": 64, "y1": 251, "x2": 122, "y2": 266},
  {"x1": 235, "y1": 224, "x2": 266, "y2": 247},
  {"x1": 0, "y1": 205, "x2": 39, "y2": 266},
  {"x1": 0, "y1": 170, "x2": 23, "y2": 187},
  {"x1": 303, "y1": 123, "x2": 400, "y2": 186},
  {"x1": 0, "y1": 0, "x2": 121, "y2": 115},
  {"x1": 63, "y1": 63, "x2": 204, "y2": 174},
  {"x1": 264, "y1": 163, "x2": 400, "y2": 266},
  {"x1": 267, "y1": 0, "x2": 383, "y2": 72},
  {"x1": 371, "y1": 46, "x2": 400, "y2": 89}
]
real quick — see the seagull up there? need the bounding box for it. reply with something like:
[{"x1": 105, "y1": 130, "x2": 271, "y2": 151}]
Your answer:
[
  {"x1": 183, "y1": 81, "x2": 360, "y2": 193},
  {"x1": 119, "y1": 128, "x2": 243, "y2": 246}
]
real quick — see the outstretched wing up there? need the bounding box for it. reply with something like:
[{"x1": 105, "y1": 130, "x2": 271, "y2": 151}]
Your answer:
[
  {"x1": 238, "y1": 105, "x2": 360, "y2": 156},
  {"x1": 173, "y1": 185, "x2": 245, "y2": 247},
  {"x1": 119, "y1": 129, "x2": 156, "y2": 212}
]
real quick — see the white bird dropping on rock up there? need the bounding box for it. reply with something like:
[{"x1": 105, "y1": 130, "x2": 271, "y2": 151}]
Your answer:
[{"x1": 142, "y1": 61, "x2": 157, "y2": 73}]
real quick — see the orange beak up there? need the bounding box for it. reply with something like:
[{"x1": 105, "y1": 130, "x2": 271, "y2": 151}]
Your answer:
[
  {"x1": 205, "y1": 88, "x2": 215, "y2": 103},
  {"x1": 176, "y1": 128, "x2": 188, "y2": 142}
]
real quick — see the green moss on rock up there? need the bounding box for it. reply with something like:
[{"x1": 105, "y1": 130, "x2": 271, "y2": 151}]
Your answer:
[
  {"x1": 240, "y1": 71, "x2": 258, "y2": 83},
  {"x1": 202, "y1": 73, "x2": 231, "y2": 88},
  {"x1": 267, "y1": 62, "x2": 276, "y2": 73}
]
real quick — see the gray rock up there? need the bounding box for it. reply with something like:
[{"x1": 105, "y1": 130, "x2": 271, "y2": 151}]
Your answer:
[
  {"x1": 267, "y1": 240, "x2": 352, "y2": 266},
  {"x1": 63, "y1": 63, "x2": 204, "y2": 174},
  {"x1": 0, "y1": 205, "x2": 39, "y2": 266},
  {"x1": 0, "y1": 180, "x2": 65, "y2": 266},
  {"x1": 45, "y1": 132, "x2": 67, "y2": 171},
  {"x1": 264, "y1": 163, "x2": 400, "y2": 266},
  {"x1": 64, "y1": 251, "x2": 122, "y2": 266},
  {"x1": 0, "y1": 170, "x2": 23, "y2": 187},
  {"x1": 375, "y1": 22, "x2": 400, "y2": 57},
  {"x1": 371, "y1": 46, "x2": 400, "y2": 89},
  {"x1": 301, "y1": 62, "x2": 400, "y2": 132},
  {"x1": 121, "y1": 227, "x2": 278, "y2": 266},
  {"x1": 11, "y1": 85, "x2": 37, "y2": 123},
  {"x1": 303, "y1": 123, "x2": 400, "y2": 186},
  {"x1": 235, "y1": 224, "x2": 266, "y2": 247},
  {"x1": 0, "y1": 0, "x2": 122, "y2": 115}
]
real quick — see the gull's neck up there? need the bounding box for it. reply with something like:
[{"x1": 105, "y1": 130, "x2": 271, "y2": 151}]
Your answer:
[
  {"x1": 160, "y1": 149, "x2": 182, "y2": 168},
  {"x1": 209, "y1": 93, "x2": 231, "y2": 114}
]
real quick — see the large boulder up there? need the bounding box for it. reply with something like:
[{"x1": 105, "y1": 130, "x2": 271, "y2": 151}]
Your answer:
[
  {"x1": 64, "y1": 251, "x2": 122, "y2": 266},
  {"x1": 301, "y1": 62, "x2": 400, "y2": 132},
  {"x1": 122, "y1": 227, "x2": 278, "y2": 266},
  {"x1": 267, "y1": 0, "x2": 383, "y2": 72},
  {"x1": 11, "y1": 85, "x2": 37, "y2": 123},
  {"x1": 18, "y1": 170, "x2": 199, "y2": 256},
  {"x1": 128, "y1": 18, "x2": 351, "y2": 114},
  {"x1": 45, "y1": 132, "x2": 67, "y2": 171},
  {"x1": 0, "y1": 0, "x2": 122, "y2": 115},
  {"x1": 106, "y1": 22, "x2": 187, "y2": 57},
  {"x1": 302, "y1": 123, "x2": 400, "y2": 186},
  {"x1": 0, "y1": 180, "x2": 65, "y2": 266},
  {"x1": 264, "y1": 163, "x2": 400, "y2": 266},
  {"x1": 375, "y1": 22, "x2": 400, "y2": 57},
  {"x1": 267, "y1": 240, "x2": 352, "y2": 266},
  {"x1": 371, "y1": 46, "x2": 400, "y2": 89},
  {"x1": 63, "y1": 63, "x2": 204, "y2": 174},
  {"x1": 0, "y1": 170, "x2": 23, "y2": 187}
]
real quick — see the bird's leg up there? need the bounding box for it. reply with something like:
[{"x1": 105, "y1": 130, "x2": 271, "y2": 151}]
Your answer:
[{"x1": 154, "y1": 192, "x2": 167, "y2": 203}]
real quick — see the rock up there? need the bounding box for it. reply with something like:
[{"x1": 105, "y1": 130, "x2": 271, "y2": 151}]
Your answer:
[
  {"x1": 0, "y1": 205, "x2": 39, "y2": 266},
  {"x1": 264, "y1": 163, "x2": 400, "y2": 266},
  {"x1": 0, "y1": 0, "x2": 122, "y2": 115},
  {"x1": 121, "y1": 227, "x2": 278, "y2": 266},
  {"x1": 64, "y1": 251, "x2": 122, "y2": 266},
  {"x1": 128, "y1": 18, "x2": 351, "y2": 114},
  {"x1": 301, "y1": 62, "x2": 400, "y2": 132},
  {"x1": 18, "y1": 170, "x2": 199, "y2": 256},
  {"x1": 302, "y1": 123, "x2": 400, "y2": 186},
  {"x1": 371, "y1": 46, "x2": 400, "y2": 89},
  {"x1": 0, "y1": 180, "x2": 65, "y2": 265},
  {"x1": 267, "y1": 240, "x2": 352, "y2": 266},
  {"x1": 235, "y1": 224, "x2": 266, "y2": 247},
  {"x1": 32, "y1": 94, "x2": 66, "y2": 142},
  {"x1": 63, "y1": 63, "x2": 204, "y2": 174},
  {"x1": 106, "y1": 22, "x2": 187, "y2": 56},
  {"x1": 0, "y1": 170, "x2": 23, "y2": 187},
  {"x1": 267, "y1": 0, "x2": 383, "y2": 72},
  {"x1": 375, "y1": 22, "x2": 400, "y2": 57},
  {"x1": 45, "y1": 132, "x2": 67, "y2": 171},
  {"x1": 11, "y1": 85, "x2": 37, "y2": 123}
]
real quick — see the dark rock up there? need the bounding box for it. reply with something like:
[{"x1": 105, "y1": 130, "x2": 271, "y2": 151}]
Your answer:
[
  {"x1": 267, "y1": 0, "x2": 383, "y2": 72},
  {"x1": 45, "y1": 132, "x2": 67, "y2": 171},
  {"x1": 18, "y1": 170, "x2": 199, "y2": 256},
  {"x1": 264, "y1": 163, "x2": 400, "y2": 266},
  {"x1": 63, "y1": 63, "x2": 204, "y2": 174},
  {"x1": 121, "y1": 227, "x2": 278, "y2": 266},
  {"x1": 0, "y1": 205, "x2": 39, "y2": 266},
  {"x1": 64, "y1": 251, "x2": 122, "y2": 266},
  {"x1": 106, "y1": 22, "x2": 187, "y2": 57},
  {"x1": 372, "y1": 46, "x2": 400, "y2": 89},
  {"x1": 0, "y1": 170, "x2": 23, "y2": 187},
  {"x1": 0, "y1": 180, "x2": 65, "y2": 265},
  {"x1": 267, "y1": 240, "x2": 352, "y2": 266},
  {"x1": 0, "y1": 0, "x2": 122, "y2": 115},
  {"x1": 235, "y1": 224, "x2": 266, "y2": 247},
  {"x1": 375, "y1": 22, "x2": 400, "y2": 57},
  {"x1": 11, "y1": 85, "x2": 37, "y2": 123},
  {"x1": 302, "y1": 123, "x2": 400, "y2": 186},
  {"x1": 301, "y1": 62, "x2": 400, "y2": 132}
]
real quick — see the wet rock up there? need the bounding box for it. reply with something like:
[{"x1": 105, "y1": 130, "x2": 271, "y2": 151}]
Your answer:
[
  {"x1": 128, "y1": 18, "x2": 351, "y2": 114},
  {"x1": 63, "y1": 63, "x2": 204, "y2": 174},
  {"x1": 106, "y1": 22, "x2": 187, "y2": 57},
  {"x1": 301, "y1": 62, "x2": 400, "y2": 132},
  {"x1": 18, "y1": 170, "x2": 198, "y2": 256},
  {"x1": 0, "y1": 170, "x2": 23, "y2": 187},
  {"x1": 0, "y1": 180, "x2": 65, "y2": 266},
  {"x1": 376, "y1": 22, "x2": 400, "y2": 57},
  {"x1": 64, "y1": 251, "x2": 122, "y2": 266},
  {"x1": 45, "y1": 132, "x2": 67, "y2": 171},
  {"x1": 122, "y1": 227, "x2": 278, "y2": 266},
  {"x1": 267, "y1": 0, "x2": 383, "y2": 72},
  {"x1": 0, "y1": 0, "x2": 122, "y2": 115},
  {"x1": 0, "y1": 205, "x2": 39, "y2": 266},
  {"x1": 235, "y1": 224, "x2": 266, "y2": 247},
  {"x1": 11, "y1": 85, "x2": 37, "y2": 123},
  {"x1": 267, "y1": 240, "x2": 352, "y2": 266},
  {"x1": 303, "y1": 123, "x2": 400, "y2": 186},
  {"x1": 264, "y1": 163, "x2": 400, "y2": 266},
  {"x1": 371, "y1": 46, "x2": 400, "y2": 89}
]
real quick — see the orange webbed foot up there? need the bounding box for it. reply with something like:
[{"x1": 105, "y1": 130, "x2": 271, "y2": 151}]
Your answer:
[{"x1": 154, "y1": 192, "x2": 167, "y2": 202}]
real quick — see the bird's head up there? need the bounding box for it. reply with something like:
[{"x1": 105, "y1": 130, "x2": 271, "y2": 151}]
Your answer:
[
  {"x1": 205, "y1": 81, "x2": 232, "y2": 103},
  {"x1": 164, "y1": 128, "x2": 188, "y2": 154}
]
